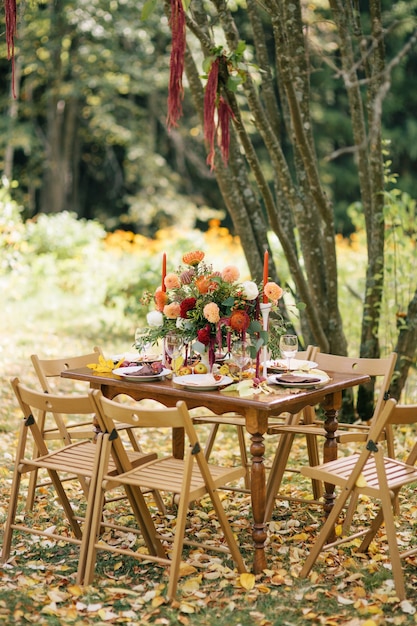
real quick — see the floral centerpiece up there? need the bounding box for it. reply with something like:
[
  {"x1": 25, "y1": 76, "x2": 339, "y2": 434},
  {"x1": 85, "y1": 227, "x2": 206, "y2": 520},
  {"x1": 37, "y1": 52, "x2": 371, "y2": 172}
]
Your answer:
[{"x1": 138, "y1": 250, "x2": 284, "y2": 374}]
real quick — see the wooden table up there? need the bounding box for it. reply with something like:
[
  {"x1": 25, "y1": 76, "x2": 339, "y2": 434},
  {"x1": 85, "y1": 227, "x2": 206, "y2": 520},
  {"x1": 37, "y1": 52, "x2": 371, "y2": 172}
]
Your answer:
[{"x1": 62, "y1": 367, "x2": 369, "y2": 574}]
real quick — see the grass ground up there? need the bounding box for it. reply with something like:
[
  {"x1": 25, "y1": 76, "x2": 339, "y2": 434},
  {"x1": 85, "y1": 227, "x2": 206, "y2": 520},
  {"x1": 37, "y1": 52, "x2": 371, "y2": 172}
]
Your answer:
[{"x1": 1, "y1": 254, "x2": 417, "y2": 625}]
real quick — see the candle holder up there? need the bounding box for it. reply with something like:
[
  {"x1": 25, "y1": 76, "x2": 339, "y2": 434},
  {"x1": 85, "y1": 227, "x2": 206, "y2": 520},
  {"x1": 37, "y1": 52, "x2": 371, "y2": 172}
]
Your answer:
[{"x1": 260, "y1": 302, "x2": 272, "y2": 379}]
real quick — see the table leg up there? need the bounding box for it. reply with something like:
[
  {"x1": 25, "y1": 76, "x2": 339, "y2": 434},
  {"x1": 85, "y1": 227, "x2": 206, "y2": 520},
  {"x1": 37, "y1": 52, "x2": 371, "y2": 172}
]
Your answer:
[
  {"x1": 321, "y1": 391, "x2": 342, "y2": 541},
  {"x1": 250, "y1": 431, "x2": 267, "y2": 573}
]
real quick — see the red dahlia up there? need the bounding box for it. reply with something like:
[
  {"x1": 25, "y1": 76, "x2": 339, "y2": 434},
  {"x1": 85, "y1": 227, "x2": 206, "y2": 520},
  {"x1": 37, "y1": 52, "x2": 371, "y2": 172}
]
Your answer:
[
  {"x1": 197, "y1": 325, "x2": 212, "y2": 345},
  {"x1": 180, "y1": 297, "x2": 197, "y2": 318}
]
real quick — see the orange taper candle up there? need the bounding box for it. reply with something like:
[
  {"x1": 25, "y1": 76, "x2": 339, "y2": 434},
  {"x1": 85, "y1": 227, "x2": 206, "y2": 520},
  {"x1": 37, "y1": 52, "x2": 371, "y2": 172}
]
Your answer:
[
  {"x1": 161, "y1": 253, "x2": 167, "y2": 292},
  {"x1": 263, "y1": 250, "x2": 269, "y2": 303}
]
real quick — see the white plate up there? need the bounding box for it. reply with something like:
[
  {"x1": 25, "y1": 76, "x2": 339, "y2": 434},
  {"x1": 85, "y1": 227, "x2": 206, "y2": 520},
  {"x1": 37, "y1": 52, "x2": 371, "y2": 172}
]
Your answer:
[
  {"x1": 266, "y1": 359, "x2": 318, "y2": 372},
  {"x1": 269, "y1": 372, "x2": 329, "y2": 388},
  {"x1": 172, "y1": 374, "x2": 233, "y2": 391},
  {"x1": 112, "y1": 365, "x2": 171, "y2": 381}
]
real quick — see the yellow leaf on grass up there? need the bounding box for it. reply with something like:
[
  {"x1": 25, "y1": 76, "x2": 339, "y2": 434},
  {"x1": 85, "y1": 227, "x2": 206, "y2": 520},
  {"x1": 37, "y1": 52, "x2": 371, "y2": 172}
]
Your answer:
[
  {"x1": 67, "y1": 584, "x2": 83, "y2": 597},
  {"x1": 47, "y1": 589, "x2": 70, "y2": 603},
  {"x1": 181, "y1": 577, "x2": 201, "y2": 593},
  {"x1": 291, "y1": 532, "x2": 309, "y2": 541},
  {"x1": 239, "y1": 573, "x2": 256, "y2": 590},
  {"x1": 179, "y1": 601, "x2": 196, "y2": 614},
  {"x1": 151, "y1": 595, "x2": 166, "y2": 608},
  {"x1": 179, "y1": 563, "x2": 198, "y2": 577}
]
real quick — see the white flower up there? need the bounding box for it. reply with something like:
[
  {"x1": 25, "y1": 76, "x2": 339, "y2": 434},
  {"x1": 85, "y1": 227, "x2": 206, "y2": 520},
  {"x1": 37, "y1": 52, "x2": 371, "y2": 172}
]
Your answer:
[
  {"x1": 241, "y1": 280, "x2": 259, "y2": 300},
  {"x1": 147, "y1": 310, "x2": 164, "y2": 327}
]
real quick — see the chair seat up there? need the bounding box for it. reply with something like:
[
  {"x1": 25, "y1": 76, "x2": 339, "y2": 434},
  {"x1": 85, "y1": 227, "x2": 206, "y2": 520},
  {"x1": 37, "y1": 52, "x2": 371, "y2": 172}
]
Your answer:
[
  {"x1": 273, "y1": 423, "x2": 384, "y2": 444},
  {"x1": 20, "y1": 441, "x2": 157, "y2": 477},
  {"x1": 301, "y1": 454, "x2": 417, "y2": 495},
  {"x1": 105, "y1": 456, "x2": 246, "y2": 499}
]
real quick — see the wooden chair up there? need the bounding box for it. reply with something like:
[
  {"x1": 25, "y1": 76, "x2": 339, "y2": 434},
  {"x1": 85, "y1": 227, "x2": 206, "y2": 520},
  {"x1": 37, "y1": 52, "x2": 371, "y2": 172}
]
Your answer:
[
  {"x1": 84, "y1": 391, "x2": 247, "y2": 600},
  {"x1": 265, "y1": 352, "x2": 397, "y2": 521},
  {"x1": 193, "y1": 346, "x2": 318, "y2": 496},
  {"x1": 0, "y1": 379, "x2": 159, "y2": 580},
  {"x1": 27, "y1": 348, "x2": 150, "y2": 511},
  {"x1": 299, "y1": 399, "x2": 417, "y2": 601}
]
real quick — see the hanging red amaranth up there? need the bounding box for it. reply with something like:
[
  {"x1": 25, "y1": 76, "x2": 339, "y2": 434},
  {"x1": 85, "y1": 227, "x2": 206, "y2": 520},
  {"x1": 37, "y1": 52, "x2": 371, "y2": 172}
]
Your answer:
[
  {"x1": 217, "y1": 96, "x2": 234, "y2": 165},
  {"x1": 5, "y1": 0, "x2": 17, "y2": 98},
  {"x1": 167, "y1": 0, "x2": 186, "y2": 129},
  {"x1": 204, "y1": 57, "x2": 220, "y2": 170}
]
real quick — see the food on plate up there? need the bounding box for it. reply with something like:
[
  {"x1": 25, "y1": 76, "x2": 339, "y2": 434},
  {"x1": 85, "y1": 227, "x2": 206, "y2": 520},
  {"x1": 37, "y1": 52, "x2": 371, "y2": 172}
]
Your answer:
[
  {"x1": 178, "y1": 366, "x2": 193, "y2": 376},
  {"x1": 124, "y1": 362, "x2": 164, "y2": 377}
]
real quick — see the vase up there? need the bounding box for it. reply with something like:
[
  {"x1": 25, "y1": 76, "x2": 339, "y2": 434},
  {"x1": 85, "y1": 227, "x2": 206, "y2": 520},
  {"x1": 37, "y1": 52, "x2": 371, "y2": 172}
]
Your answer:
[{"x1": 200, "y1": 351, "x2": 211, "y2": 372}]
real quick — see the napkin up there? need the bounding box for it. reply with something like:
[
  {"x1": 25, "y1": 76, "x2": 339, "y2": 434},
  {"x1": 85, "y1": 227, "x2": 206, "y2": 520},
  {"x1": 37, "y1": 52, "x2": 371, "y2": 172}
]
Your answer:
[{"x1": 277, "y1": 374, "x2": 322, "y2": 384}]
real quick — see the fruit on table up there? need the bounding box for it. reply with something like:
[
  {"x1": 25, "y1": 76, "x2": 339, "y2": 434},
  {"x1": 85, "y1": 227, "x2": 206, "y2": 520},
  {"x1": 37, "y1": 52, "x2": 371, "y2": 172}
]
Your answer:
[{"x1": 194, "y1": 362, "x2": 208, "y2": 374}]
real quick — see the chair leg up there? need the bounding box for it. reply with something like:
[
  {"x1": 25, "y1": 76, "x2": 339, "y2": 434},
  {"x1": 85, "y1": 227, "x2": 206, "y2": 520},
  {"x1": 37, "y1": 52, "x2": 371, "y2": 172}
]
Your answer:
[
  {"x1": 299, "y1": 485, "x2": 353, "y2": 579},
  {"x1": 305, "y1": 433, "x2": 323, "y2": 500},
  {"x1": 204, "y1": 423, "x2": 250, "y2": 489},
  {"x1": 265, "y1": 431, "x2": 296, "y2": 522},
  {"x1": 1, "y1": 458, "x2": 23, "y2": 563},
  {"x1": 166, "y1": 455, "x2": 194, "y2": 600},
  {"x1": 236, "y1": 425, "x2": 251, "y2": 489},
  {"x1": 204, "y1": 424, "x2": 219, "y2": 460}
]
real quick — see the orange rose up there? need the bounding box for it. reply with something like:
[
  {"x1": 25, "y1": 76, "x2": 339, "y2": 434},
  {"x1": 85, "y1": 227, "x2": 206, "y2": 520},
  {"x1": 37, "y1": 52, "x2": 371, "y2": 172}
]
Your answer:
[
  {"x1": 204, "y1": 302, "x2": 220, "y2": 323},
  {"x1": 163, "y1": 302, "x2": 181, "y2": 319},
  {"x1": 264, "y1": 282, "x2": 283, "y2": 304},
  {"x1": 221, "y1": 265, "x2": 240, "y2": 283},
  {"x1": 164, "y1": 272, "x2": 181, "y2": 289}
]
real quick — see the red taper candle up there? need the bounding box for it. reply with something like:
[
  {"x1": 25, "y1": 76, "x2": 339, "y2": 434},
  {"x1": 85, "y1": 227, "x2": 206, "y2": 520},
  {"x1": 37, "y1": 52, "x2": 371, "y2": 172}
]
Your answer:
[
  {"x1": 162, "y1": 253, "x2": 167, "y2": 292},
  {"x1": 263, "y1": 250, "x2": 269, "y2": 303}
]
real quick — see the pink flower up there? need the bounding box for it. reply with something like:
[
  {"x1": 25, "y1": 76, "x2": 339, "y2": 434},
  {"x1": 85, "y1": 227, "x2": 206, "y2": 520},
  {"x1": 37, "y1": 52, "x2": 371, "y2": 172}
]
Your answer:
[
  {"x1": 164, "y1": 272, "x2": 181, "y2": 289},
  {"x1": 264, "y1": 282, "x2": 283, "y2": 304},
  {"x1": 204, "y1": 302, "x2": 220, "y2": 323},
  {"x1": 221, "y1": 265, "x2": 240, "y2": 283},
  {"x1": 163, "y1": 302, "x2": 181, "y2": 319}
]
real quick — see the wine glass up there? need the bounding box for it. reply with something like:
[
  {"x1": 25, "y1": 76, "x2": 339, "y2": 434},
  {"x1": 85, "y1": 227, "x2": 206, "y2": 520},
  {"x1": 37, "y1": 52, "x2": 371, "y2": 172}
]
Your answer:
[
  {"x1": 164, "y1": 331, "x2": 184, "y2": 372},
  {"x1": 134, "y1": 328, "x2": 152, "y2": 360},
  {"x1": 279, "y1": 334, "x2": 298, "y2": 371},
  {"x1": 232, "y1": 339, "x2": 251, "y2": 381}
]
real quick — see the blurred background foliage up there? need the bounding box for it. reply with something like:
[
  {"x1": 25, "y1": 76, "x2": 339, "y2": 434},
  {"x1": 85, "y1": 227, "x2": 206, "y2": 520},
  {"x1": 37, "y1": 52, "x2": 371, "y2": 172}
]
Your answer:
[{"x1": 0, "y1": 0, "x2": 416, "y2": 236}]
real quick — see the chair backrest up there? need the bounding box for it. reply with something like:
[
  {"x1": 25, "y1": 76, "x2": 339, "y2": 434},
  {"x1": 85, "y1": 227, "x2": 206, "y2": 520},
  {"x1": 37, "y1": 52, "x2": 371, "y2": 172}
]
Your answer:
[
  {"x1": 10, "y1": 377, "x2": 96, "y2": 457},
  {"x1": 91, "y1": 390, "x2": 210, "y2": 478},
  {"x1": 384, "y1": 403, "x2": 417, "y2": 465},
  {"x1": 314, "y1": 352, "x2": 397, "y2": 421},
  {"x1": 296, "y1": 345, "x2": 319, "y2": 362},
  {"x1": 31, "y1": 347, "x2": 103, "y2": 393}
]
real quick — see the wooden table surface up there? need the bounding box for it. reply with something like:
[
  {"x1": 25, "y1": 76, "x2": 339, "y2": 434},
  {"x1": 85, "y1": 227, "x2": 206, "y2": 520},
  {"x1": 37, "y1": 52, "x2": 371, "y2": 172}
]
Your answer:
[{"x1": 62, "y1": 366, "x2": 369, "y2": 573}]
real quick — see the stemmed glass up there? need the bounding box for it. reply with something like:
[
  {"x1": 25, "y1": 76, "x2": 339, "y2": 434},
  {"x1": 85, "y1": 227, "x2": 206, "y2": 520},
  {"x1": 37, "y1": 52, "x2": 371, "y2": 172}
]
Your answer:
[
  {"x1": 279, "y1": 334, "x2": 298, "y2": 372},
  {"x1": 232, "y1": 339, "x2": 251, "y2": 381},
  {"x1": 164, "y1": 331, "x2": 184, "y2": 373}
]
